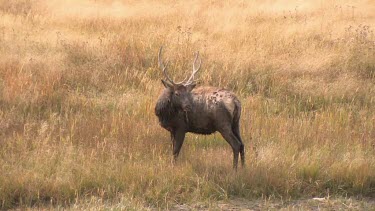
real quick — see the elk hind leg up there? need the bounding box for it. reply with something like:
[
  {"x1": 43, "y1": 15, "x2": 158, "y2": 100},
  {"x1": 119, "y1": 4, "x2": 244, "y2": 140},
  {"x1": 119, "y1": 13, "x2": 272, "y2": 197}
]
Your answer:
[
  {"x1": 219, "y1": 128, "x2": 242, "y2": 169},
  {"x1": 232, "y1": 122, "x2": 245, "y2": 167}
]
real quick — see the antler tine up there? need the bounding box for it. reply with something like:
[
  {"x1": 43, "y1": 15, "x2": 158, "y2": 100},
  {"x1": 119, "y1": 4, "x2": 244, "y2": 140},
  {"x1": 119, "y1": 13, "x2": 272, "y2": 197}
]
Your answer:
[
  {"x1": 158, "y1": 46, "x2": 187, "y2": 85},
  {"x1": 185, "y1": 51, "x2": 201, "y2": 85},
  {"x1": 158, "y1": 47, "x2": 176, "y2": 85},
  {"x1": 193, "y1": 51, "x2": 202, "y2": 72}
]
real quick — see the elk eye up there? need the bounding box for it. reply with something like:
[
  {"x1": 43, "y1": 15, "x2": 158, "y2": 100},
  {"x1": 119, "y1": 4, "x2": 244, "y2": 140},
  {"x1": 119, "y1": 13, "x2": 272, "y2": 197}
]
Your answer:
[{"x1": 174, "y1": 92, "x2": 180, "y2": 96}]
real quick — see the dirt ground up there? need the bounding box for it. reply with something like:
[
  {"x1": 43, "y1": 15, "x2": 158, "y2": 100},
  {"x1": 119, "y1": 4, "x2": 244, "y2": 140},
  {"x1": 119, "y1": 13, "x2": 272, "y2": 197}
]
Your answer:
[
  {"x1": 9, "y1": 197, "x2": 375, "y2": 210},
  {"x1": 171, "y1": 197, "x2": 375, "y2": 210}
]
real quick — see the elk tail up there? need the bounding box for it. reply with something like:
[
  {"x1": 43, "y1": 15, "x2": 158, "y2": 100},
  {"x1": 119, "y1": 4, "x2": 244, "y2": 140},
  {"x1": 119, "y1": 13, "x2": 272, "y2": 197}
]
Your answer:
[{"x1": 232, "y1": 100, "x2": 241, "y2": 129}]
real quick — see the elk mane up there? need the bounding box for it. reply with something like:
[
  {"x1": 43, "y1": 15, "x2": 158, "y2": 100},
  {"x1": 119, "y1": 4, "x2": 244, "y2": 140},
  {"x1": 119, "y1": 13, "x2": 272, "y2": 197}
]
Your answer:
[{"x1": 155, "y1": 90, "x2": 178, "y2": 127}]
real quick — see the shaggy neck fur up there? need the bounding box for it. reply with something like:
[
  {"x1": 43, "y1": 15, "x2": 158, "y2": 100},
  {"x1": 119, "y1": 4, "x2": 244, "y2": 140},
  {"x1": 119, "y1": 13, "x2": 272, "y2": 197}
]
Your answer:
[{"x1": 155, "y1": 90, "x2": 178, "y2": 127}]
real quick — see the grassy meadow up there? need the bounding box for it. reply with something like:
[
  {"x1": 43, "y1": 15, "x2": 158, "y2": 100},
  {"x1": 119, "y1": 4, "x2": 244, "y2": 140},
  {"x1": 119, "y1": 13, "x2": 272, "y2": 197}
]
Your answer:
[{"x1": 0, "y1": 0, "x2": 375, "y2": 209}]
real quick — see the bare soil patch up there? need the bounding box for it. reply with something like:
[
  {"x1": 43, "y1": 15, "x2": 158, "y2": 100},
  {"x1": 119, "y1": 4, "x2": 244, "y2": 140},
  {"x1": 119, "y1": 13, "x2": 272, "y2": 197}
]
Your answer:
[{"x1": 171, "y1": 197, "x2": 375, "y2": 210}]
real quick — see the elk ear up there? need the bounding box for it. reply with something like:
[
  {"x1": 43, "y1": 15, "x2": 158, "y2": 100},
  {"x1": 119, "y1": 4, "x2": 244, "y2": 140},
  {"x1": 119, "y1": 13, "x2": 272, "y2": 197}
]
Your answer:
[
  {"x1": 161, "y1": 79, "x2": 173, "y2": 89},
  {"x1": 186, "y1": 83, "x2": 196, "y2": 92}
]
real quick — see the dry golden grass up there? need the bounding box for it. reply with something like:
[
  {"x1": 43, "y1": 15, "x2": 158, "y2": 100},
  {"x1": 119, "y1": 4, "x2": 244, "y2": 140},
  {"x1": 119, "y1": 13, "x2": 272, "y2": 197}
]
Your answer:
[{"x1": 0, "y1": 0, "x2": 375, "y2": 209}]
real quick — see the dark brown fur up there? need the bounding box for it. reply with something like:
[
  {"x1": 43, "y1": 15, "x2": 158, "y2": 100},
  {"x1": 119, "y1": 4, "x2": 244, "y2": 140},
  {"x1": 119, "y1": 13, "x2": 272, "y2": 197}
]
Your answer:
[{"x1": 155, "y1": 83, "x2": 245, "y2": 169}]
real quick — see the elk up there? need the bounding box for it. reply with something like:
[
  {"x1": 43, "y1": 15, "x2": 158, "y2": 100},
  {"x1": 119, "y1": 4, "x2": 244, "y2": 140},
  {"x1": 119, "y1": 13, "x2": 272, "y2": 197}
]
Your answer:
[{"x1": 155, "y1": 47, "x2": 245, "y2": 169}]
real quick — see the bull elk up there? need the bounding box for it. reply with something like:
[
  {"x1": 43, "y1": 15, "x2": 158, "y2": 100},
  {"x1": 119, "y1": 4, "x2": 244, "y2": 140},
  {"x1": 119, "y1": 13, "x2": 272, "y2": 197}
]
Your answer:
[{"x1": 155, "y1": 47, "x2": 245, "y2": 169}]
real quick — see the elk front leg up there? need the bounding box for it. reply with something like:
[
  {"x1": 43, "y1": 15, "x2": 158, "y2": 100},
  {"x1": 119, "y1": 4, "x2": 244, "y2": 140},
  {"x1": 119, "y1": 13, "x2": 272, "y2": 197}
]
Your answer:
[
  {"x1": 170, "y1": 132, "x2": 175, "y2": 150},
  {"x1": 172, "y1": 130, "x2": 186, "y2": 161}
]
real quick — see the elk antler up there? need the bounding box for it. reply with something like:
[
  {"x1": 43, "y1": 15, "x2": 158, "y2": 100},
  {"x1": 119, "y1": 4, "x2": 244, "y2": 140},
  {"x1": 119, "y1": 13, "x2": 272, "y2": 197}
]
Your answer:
[
  {"x1": 185, "y1": 51, "x2": 201, "y2": 85},
  {"x1": 158, "y1": 47, "x2": 186, "y2": 85}
]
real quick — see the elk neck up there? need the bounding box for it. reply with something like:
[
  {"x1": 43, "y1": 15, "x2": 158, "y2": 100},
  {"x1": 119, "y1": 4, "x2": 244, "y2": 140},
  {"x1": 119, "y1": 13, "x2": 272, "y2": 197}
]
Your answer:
[{"x1": 155, "y1": 90, "x2": 180, "y2": 126}]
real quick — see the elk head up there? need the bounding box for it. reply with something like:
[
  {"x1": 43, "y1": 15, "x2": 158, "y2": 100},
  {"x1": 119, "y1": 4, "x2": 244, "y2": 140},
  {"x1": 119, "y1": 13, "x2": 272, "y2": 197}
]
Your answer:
[{"x1": 158, "y1": 47, "x2": 201, "y2": 112}]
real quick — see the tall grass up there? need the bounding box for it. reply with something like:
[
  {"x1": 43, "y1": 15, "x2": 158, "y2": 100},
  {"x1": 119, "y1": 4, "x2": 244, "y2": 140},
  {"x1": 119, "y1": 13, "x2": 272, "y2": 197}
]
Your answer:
[{"x1": 0, "y1": 0, "x2": 375, "y2": 209}]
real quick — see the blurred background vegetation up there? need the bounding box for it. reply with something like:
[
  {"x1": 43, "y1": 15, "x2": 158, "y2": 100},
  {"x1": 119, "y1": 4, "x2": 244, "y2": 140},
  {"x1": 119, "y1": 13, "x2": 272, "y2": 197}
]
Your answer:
[{"x1": 0, "y1": 0, "x2": 374, "y2": 209}]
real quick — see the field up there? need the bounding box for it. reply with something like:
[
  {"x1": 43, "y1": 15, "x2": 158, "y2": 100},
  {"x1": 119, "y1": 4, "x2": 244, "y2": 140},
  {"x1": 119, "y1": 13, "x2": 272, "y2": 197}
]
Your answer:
[{"x1": 0, "y1": 0, "x2": 375, "y2": 209}]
